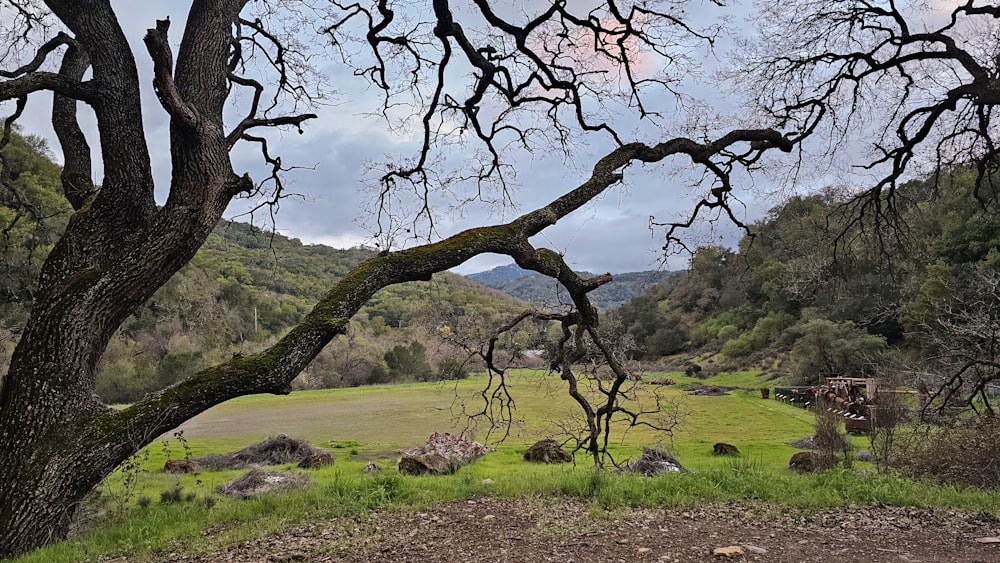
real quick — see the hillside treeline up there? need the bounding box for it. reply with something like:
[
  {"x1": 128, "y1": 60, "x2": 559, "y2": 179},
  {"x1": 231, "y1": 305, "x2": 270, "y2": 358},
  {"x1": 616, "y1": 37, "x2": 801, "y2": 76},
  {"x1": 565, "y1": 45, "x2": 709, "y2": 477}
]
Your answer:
[
  {"x1": 0, "y1": 132, "x2": 539, "y2": 403},
  {"x1": 611, "y1": 173, "x2": 1000, "y2": 394}
]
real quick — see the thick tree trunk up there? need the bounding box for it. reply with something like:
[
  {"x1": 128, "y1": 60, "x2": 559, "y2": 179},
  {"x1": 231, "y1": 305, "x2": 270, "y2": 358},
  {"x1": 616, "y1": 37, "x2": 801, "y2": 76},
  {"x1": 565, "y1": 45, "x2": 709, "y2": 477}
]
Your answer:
[{"x1": 0, "y1": 411, "x2": 117, "y2": 554}]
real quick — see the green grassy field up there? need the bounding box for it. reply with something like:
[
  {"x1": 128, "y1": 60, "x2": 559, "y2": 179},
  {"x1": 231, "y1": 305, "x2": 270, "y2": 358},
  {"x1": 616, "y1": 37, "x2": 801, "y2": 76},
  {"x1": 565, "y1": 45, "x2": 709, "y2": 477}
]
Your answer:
[
  {"x1": 172, "y1": 370, "x2": 811, "y2": 466},
  {"x1": 15, "y1": 371, "x2": 1000, "y2": 562}
]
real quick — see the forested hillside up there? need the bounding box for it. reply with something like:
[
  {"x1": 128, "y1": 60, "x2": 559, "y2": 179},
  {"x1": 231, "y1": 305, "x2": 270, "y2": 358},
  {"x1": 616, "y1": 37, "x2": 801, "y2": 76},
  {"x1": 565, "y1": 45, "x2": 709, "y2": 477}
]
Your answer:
[
  {"x1": 0, "y1": 132, "x2": 535, "y2": 403},
  {"x1": 610, "y1": 174, "x2": 1000, "y2": 402}
]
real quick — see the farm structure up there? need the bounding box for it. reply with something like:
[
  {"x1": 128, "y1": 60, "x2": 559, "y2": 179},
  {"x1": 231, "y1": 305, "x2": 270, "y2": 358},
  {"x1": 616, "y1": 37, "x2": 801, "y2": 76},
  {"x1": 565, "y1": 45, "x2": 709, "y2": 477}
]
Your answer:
[{"x1": 773, "y1": 377, "x2": 879, "y2": 434}]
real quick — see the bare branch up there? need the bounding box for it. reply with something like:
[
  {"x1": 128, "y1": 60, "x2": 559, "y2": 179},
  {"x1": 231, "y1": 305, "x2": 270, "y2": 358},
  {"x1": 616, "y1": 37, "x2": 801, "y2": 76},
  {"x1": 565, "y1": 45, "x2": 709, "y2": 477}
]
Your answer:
[
  {"x1": 0, "y1": 70, "x2": 93, "y2": 101},
  {"x1": 0, "y1": 31, "x2": 72, "y2": 78},
  {"x1": 326, "y1": 0, "x2": 742, "y2": 243},
  {"x1": 51, "y1": 34, "x2": 94, "y2": 210},
  {"x1": 744, "y1": 0, "x2": 1000, "y2": 234},
  {"x1": 143, "y1": 18, "x2": 198, "y2": 130}
]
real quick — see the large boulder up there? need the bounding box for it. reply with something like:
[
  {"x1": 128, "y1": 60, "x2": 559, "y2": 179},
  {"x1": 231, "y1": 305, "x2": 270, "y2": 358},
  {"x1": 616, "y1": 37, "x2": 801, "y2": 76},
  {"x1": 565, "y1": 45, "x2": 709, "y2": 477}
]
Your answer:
[
  {"x1": 217, "y1": 469, "x2": 310, "y2": 499},
  {"x1": 398, "y1": 452, "x2": 456, "y2": 475},
  {"x1": 297, "y1": 451, "x2": 334, "y2": 469},
  {"x1": 164, "y1": 459, "x2": 201, "y2": 474},
  {"x1": 621, "y1": 447, "x2": 688, "y2": 476},
  {"x1": 398, "y1": 433, "x2": 493, "y2": 476}
]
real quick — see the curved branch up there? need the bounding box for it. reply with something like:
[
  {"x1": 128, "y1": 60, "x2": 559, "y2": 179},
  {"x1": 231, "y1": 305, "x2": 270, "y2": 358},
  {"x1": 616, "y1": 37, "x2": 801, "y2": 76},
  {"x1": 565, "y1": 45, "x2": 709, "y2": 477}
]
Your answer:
[
  {"x1": 226, "y1": 112, "x2": 317, "y2": 147},
  {"x1": 143, "y1": 18, "x2": 198, "y2": 129},
  {"x1": 52, "y1": 35, "x2": 95, "y2": 210},
  {"x1": 0, "y1": 32, "x2": 74, "y2": 78},
  {"x1": 0, "y1": 71, "x2": 95, "y2": 102}
]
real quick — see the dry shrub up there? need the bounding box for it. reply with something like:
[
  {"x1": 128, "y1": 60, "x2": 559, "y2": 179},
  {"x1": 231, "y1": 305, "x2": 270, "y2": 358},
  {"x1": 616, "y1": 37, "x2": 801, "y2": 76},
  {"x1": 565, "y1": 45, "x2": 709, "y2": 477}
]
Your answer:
[
  {"x1": 217, "y1": 469, "x2": 310, "y2": 499},
  {"x1": 813, "y1": 400, "x2": 851, "y2": 470},
  {"x1": 194, "y1": 435, "x2": 329, "y2": 470},
  {"x1": 896, "y1": 418, "x2": 1000, "y2": 488},
  {"x1": 869, "y1": 387, "x2": 909, "y2": 473}
]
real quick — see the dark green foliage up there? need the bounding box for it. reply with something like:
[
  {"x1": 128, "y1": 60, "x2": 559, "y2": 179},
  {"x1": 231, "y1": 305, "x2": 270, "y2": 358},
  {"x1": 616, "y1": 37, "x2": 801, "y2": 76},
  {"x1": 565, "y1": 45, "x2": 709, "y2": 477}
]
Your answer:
[
  {"x1": 436, "y1": 356, "x2": 469, "y2": 380},
  {"x1": 614, "y1": 289, "x2": 687, "y2": 358},
  {"x1": 384, "y1": 341, "x2": 433, "y2": 381},
  {"x1": 0, "y1": 131, "x2": 71, "y2": 330},
  {"x1": 789, "y1": 319, "x2": 886, "y2": 384}
]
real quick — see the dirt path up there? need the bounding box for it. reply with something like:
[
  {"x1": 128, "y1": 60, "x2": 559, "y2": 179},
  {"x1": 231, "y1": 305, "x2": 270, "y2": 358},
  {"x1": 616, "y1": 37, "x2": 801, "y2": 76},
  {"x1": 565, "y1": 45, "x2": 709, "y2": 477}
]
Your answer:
[{"x1": 151, "y1": 497, "x2": 999, "y2": 562}]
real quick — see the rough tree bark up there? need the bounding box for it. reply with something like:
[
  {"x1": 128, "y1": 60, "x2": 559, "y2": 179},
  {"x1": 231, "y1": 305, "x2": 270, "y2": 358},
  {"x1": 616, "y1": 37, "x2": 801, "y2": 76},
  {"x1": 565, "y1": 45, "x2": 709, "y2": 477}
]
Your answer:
[{"x1": 0, "y1": 1, "x2": 794, "y2": 556}]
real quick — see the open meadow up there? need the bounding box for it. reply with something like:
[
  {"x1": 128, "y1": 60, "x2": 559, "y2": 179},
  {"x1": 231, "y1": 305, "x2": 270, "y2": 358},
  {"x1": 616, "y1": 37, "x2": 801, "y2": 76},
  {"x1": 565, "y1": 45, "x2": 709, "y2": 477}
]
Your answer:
[{"x1": 16, "y1": 371, "x2": 1000, "y2": 562}]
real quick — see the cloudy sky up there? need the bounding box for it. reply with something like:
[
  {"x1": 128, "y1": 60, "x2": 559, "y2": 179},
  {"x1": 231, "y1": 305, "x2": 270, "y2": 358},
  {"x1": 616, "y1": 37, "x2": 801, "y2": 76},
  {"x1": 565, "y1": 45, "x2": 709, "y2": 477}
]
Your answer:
[{"x1": 6, "y1": 1, "x2": 804, "y2": 276}]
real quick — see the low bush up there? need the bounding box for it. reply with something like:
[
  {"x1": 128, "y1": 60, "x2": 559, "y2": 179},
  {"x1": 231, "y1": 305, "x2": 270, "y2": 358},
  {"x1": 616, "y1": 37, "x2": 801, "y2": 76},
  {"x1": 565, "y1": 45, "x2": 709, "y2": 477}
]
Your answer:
[{"x1": 895, "y1": 418, "x2": 1000, "y2": 488}]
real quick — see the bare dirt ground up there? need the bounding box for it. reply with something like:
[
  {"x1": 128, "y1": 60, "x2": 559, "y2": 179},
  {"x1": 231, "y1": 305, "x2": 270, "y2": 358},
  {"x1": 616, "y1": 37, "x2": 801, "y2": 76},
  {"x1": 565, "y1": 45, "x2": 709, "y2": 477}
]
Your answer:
[{"x1": 151, "y1": 496, "x2": 1000, "y2": 562}]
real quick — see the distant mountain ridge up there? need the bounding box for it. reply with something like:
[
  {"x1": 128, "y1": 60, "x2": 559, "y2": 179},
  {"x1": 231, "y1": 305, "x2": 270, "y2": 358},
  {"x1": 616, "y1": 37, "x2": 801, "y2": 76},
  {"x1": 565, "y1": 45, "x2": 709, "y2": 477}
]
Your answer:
[
  {"x1": 466, "y1": 263, "x2": 530, "y2": 284},
  {"x1": 466, "y1": 264, "x2": 677, "y2": 310}
]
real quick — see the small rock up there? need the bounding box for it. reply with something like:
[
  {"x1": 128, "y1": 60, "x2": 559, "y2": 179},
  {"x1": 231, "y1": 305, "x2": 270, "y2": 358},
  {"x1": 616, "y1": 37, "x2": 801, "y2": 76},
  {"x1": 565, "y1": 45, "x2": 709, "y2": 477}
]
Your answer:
[
  {"x1": 712, "y1": 546, "x2": 745, "y2": 558},
  {"x1": 297, "y1": 451, "x2": 334, "y2": 469},
  {"x1": 975, "y1": 537, "x2": 1000, "y2": 543},
  {"x1": 164, "y1": 459, "x2": 201, "y2": 474},
  {"x1": 481, "y1": 478, "x2": 494, "y2": 485},
  {"x1": 854, "y1": 449, "x2": 876, "y2": 462},
  {"x1": 712, "y1": 442, "x2": 740, "y2": 456},
  {"x1": 743, "y1": 544, "x2": 767, "y2": 555},
  {"x1": 789, "y1": 451, "x2": 818, "y2": 472},
  {"x1": 638, "y1": 547, "x2": 652, "y2": 553}
]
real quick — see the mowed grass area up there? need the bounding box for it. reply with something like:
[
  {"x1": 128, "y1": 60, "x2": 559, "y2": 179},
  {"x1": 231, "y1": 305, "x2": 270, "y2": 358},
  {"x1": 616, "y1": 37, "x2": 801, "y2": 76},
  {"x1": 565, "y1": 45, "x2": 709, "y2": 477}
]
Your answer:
[
  {"x1": 172, "y1": 370, "x2": 811, "y2": 466},
  {"x1": 17, "y1": 371, "x2": 1000, "y2": 562}
]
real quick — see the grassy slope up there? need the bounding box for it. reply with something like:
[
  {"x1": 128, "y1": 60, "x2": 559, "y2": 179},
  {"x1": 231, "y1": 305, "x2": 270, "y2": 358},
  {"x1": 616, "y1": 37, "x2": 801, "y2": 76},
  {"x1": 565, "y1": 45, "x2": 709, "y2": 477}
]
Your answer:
[{"x1": 18, "y1": 371, "x2": 1000, "y2": 562}]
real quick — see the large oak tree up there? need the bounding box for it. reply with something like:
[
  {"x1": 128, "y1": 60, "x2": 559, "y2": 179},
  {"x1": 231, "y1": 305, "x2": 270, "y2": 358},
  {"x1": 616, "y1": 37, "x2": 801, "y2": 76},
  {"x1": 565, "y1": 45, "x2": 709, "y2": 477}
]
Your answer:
[{"x1": 0, "y1": 0, "x2": 798, "y2": 555}]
